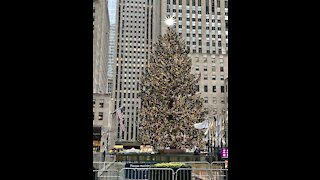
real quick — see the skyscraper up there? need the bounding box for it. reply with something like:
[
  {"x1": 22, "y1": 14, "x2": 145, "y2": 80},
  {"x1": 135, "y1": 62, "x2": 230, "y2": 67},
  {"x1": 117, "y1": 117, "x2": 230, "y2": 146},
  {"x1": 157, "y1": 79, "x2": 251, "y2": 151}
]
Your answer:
[
  {"x1": 93, "y1": 0, "x2": 114, "y2": 152},
  {"x1": 112, "y1": 0, "x2": 161, "y2": 143},
  {"x1": 93, "y1": 0, "x2": 110, "y2": 94}
]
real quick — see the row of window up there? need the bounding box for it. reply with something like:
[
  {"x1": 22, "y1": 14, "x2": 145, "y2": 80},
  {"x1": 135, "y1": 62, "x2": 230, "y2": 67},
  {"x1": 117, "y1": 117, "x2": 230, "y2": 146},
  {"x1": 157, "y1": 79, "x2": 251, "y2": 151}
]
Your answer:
[
  {"x1": 93, "y1": 112, "x2": 104, "y2": 121},
  {"x1": 124, "y1": 0, "x2": 145, "y2": 4},
  {"x1": 182, "y1": 26, "x2": 224, "y2": 31},
  {"x1": 195, "y1": 57, "x2": 224, "y2": 63},
  {"x1": 196, "y1": 66, "x2": 224, "y2": 72},
  {"x1": 203, "y1": 97, "x2": 226, "y2": 104},
  {"x1": 169, "y1": 0, "x2": 227, "y2": 7},
  {"x1": 93, "y1": 99, "x2": 104, "y2": 108},
  {"x1": 170, "y1": 9, "x2": 228, "y2": 15},
  {"x1": 188, "y1": 48, "x2": 226, "y2": 54},
  {"x1": 121, "y1": 20, "x2": 145, "y2": 24},
  {"x1": 186, "y1": 40, "x2": 225, "y2": 47},
  {"x1": 196, "y1": 85, "x2": 225, "y2": 93}
]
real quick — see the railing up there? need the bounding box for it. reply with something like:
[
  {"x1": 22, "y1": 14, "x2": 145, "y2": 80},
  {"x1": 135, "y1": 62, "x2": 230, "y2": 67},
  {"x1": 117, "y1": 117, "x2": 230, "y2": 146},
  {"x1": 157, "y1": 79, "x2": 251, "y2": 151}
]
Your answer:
[
  {"x1": 93, "y1": 166, "x2": 228, "y2": 180},
  {"x1": 119, "y1": 168, "x2": 175, "y2": 180}
]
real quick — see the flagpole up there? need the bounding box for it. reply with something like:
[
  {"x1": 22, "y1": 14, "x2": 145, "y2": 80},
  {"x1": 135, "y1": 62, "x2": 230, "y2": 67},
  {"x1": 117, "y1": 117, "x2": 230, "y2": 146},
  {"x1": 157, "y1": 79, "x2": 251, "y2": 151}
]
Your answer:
[{"x1": 110, "y1": 105, "x2": 124, "y2": 114}]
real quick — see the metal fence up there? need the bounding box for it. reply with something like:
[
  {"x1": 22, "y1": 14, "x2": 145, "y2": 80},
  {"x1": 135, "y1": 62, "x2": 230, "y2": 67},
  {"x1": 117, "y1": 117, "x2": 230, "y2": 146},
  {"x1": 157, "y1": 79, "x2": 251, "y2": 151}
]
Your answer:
[{"x1": 93, "y1": 161, "x2": 228, "y2": 180}]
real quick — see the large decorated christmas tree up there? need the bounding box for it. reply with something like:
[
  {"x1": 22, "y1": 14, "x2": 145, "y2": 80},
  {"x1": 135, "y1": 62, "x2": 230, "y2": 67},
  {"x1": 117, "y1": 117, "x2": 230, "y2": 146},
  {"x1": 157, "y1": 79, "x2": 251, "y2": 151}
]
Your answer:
[{"x1": 138, "y1": 27, "x2": 205, "y2": 150}]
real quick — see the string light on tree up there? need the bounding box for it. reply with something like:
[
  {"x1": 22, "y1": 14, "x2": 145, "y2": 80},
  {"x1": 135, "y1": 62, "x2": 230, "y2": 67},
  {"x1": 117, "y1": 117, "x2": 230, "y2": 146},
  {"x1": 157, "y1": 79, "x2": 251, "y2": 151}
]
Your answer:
[{"x1": 138, "y1": 27, "x2": 205, "y2": 150}]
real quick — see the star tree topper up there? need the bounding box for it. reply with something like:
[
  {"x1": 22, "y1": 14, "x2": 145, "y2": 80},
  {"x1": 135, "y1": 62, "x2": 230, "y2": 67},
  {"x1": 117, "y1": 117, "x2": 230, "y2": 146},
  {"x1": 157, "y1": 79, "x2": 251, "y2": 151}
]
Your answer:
[{"x1": 164, "y1": 15, "x2": 176, "y2": 27}]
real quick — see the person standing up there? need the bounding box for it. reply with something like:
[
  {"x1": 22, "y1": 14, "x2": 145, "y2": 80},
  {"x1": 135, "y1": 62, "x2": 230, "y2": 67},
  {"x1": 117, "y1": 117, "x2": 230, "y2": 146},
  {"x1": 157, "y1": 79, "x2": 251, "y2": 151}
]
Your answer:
[{"x1": 103, "y1": 150, "x2": 106, "y2": 161}]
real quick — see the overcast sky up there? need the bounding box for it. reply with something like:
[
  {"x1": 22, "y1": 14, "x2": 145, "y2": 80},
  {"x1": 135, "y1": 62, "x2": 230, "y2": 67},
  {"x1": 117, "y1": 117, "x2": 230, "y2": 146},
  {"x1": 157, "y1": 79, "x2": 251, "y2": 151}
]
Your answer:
[{"x1": 108, "y1": 0, "x2": 116, "y2": 25}]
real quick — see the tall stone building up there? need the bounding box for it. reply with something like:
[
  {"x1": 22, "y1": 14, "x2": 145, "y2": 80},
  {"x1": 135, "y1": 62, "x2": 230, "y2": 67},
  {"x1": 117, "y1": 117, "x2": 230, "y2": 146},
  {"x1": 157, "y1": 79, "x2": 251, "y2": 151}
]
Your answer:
[
  {"x1": 112, "y1": 0, "x2": 161, "y2": 144},
  {"x1": 162, "y1": 0, "x2": 228, "y2": 118},
  {"x1": 93, "y1": 0, "x2": 110, "y2": 94},
  {"x1": 93, "y1": 0, "x2": 114, "y2": 152}
]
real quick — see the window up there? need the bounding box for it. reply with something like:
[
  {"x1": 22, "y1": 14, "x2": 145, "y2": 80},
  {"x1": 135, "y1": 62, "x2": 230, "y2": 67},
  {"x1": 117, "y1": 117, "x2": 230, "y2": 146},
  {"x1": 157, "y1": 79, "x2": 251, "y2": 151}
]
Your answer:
[
  {"x1": 212, "y1": 86, "x2": 216, "y2": 92},
  {"x1": 221, "y1": 97, "x2": 225, "y2": 103},
  {"x1": 212, "y1": 75, "x2": 216, "y2": 80},
  {"x1": 204, "y1": 85, "x2": 208, "y2": 92},
  {"x1": 220, "y1": 75, "x2": 224, "y2": 80},
  {"x1": 93, "y1": 99, "x2": 95, "y2": 107},
  {"x1": 195, "y1": 65, "x2": 199, "y2": 71},
  {"x1": 204, "y1": 66, "x2": 207, "y2": 71},
  {"x1": 212, "y1": 97, "x2": 217, "y2": 103},
  {"x1": 204, "y1": 73, "x2": 208, "y2": 80},
  {"x1": 99, "y1": 99, "x2": 104, "y2": 108},
  {"x1": 196, "y1": 85, "x2": 199, "y2": 92},
  {"x1": 192, "y1": 0, "x2": 195, "y2": 6},
  {"x1": 221, "y1": 86, "x2": 225, "y2": 93},
  {"x1": 212, "y1": 66, "x2": 216, "y2": 72},
  {"x1": 204, "y1": 97, "x2": 208, "y2": 103},
  {"x1": 220, "y1": 67, "x2": 224, "y2": 72},
  {"x1": 98, "y1": 112, "x2": 103, "y2": 120}
]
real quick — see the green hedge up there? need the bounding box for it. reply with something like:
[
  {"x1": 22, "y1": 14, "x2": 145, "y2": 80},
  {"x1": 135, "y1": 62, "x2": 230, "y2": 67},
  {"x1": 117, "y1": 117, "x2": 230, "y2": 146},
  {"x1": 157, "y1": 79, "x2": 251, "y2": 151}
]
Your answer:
[{"x1": 151, "y1": 162, "x2": 191, "y2": 168}]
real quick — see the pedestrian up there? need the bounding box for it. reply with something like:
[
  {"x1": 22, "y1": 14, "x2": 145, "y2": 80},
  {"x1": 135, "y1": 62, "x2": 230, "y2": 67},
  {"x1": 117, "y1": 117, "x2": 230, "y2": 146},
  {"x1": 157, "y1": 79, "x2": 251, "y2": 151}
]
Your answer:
[{"x1": 103, "y1": 150, "x2": 106, "y2": 161}]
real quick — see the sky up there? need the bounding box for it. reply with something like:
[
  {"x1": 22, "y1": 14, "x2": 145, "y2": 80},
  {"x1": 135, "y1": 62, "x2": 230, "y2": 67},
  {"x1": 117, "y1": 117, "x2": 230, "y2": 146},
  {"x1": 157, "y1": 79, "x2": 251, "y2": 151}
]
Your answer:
[{"x1": 108, "y1": 0, "x2": 116, "y2": 25}]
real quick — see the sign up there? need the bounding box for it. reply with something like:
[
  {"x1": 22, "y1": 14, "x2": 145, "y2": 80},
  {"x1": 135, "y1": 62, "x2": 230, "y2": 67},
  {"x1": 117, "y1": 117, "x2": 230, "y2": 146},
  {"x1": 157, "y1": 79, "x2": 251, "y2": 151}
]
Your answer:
[
  {"x1": 114, "y1": 145, "x2": 123, "y2": 149},
  {"x1": 93, "y1": 140, "x2": 100, "y2": 147},
  {"x1": 124, "y1": 162, "x2": 157, "y2": 179},
  {"x1": 222, "y1": 148, "x2": 228, "y2": 159},
  {"x1": 125, "y1": 162, "x2": 157, "y2": 168}
]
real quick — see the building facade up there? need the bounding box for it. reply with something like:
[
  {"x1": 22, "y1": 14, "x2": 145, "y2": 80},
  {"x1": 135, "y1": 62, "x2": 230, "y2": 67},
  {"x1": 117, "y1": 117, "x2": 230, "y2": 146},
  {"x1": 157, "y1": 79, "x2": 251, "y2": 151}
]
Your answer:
[
  {"x1": 93, "y1": 0, "x2": 110, "y2": 94},
  {"x1": 112, "y1": 0, "x2": 161, "y2": 143},
  {"x1": 93, "y1": 0, "x2": 114, "y2": 152},
  {"x1": 93, "y1": 93, "x2": 115, "y2": 152}
]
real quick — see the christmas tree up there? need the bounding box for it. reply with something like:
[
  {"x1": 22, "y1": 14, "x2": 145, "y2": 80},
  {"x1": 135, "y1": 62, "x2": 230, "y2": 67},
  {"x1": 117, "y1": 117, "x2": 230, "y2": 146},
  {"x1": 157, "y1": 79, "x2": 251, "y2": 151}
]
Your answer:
[{"x1": 138, "y1": 27, "x2": 205, "y2": 150}]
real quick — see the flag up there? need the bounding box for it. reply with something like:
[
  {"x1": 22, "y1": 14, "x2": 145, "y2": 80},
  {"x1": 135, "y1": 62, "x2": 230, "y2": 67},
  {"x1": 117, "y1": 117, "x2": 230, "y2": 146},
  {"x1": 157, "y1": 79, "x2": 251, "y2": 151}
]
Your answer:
[
  {"x1": 194, "y1": 119, "x2": 208, "y2": 129},
  {"x1": 116, "y1": 106, "x2": 125, "y2": 132}
]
